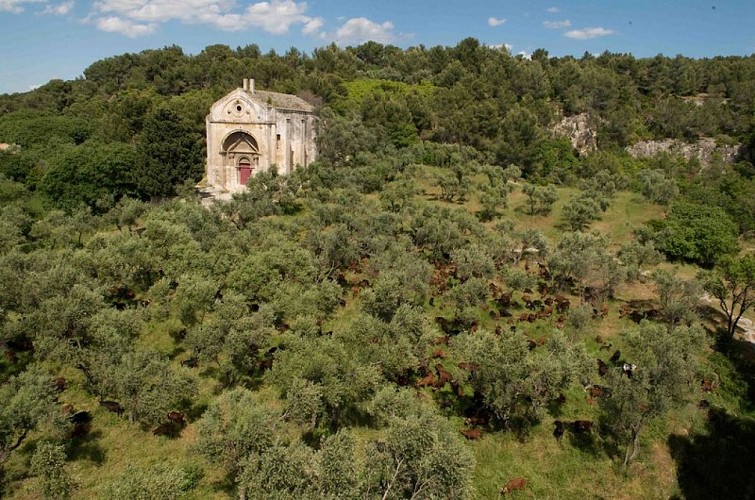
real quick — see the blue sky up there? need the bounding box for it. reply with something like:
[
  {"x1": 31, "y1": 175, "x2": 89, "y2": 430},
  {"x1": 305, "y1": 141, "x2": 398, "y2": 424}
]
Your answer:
[{"x1": 1, "y1": 0, "x2": 753, "y2": 94}]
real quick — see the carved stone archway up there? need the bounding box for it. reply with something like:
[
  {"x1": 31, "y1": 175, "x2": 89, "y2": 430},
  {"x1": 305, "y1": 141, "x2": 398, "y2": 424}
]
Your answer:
[{"x1": 221, "y1": 131, "x2": 259, "y2": 186}]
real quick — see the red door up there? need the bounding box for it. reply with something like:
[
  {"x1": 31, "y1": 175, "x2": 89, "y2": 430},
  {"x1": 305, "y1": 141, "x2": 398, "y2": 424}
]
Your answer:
[{"x1": 239, "y1": 162, "x2": 252, "y2": 185}]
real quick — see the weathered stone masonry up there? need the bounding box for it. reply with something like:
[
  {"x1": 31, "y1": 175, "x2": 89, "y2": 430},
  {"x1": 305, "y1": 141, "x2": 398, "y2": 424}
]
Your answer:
[{"x1": 205, "y1": 79, "x2": 317, "y2": 193}]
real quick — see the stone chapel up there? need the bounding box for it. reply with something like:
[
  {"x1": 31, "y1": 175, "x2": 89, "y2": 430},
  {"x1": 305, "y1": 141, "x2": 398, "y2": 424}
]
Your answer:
[{"x1": 205, "y1": 79, "x2": 317, "y2": 193}]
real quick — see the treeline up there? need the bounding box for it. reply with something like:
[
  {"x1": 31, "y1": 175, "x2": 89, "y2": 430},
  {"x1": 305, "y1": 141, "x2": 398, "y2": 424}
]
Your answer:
[{"x1": 1, "y1": 40, "x2": 755, "y2": 210}]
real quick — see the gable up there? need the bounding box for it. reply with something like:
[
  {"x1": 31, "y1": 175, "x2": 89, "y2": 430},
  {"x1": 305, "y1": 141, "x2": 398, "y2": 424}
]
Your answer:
[{"x1": 209, "y1": 90, "x2": 268, "y2": 122}]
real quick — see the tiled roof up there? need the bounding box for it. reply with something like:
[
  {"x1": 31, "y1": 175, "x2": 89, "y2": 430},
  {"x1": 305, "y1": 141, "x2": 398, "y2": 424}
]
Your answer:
[{"x1": 245, "y1": 89, "x2": 315, "y2": 113}]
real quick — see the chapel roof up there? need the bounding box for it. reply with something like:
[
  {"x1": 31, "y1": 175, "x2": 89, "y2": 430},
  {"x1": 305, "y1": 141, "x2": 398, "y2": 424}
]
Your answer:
[{"x1": 242, "y1": 88, "x2": 315, "y2": 113}]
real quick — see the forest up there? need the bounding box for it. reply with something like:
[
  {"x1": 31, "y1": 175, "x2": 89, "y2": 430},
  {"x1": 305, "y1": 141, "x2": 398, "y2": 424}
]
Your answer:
[{"x1": 1, "y1": 39, "x2": 754, "y2": 498}]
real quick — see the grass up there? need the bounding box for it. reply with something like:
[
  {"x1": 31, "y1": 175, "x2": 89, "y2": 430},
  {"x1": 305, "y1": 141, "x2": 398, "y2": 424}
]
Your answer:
[{"x1": 470, "y1": 423, "x2": 682, "y2": 499}]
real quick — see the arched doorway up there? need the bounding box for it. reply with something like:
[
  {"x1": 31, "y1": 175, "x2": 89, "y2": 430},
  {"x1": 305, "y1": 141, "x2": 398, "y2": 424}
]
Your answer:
[{"x1": 221, "y1": 131, "x2": 259, "y2": 186}]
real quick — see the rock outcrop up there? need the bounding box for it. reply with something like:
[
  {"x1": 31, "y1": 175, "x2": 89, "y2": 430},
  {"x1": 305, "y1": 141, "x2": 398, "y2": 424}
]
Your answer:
[
  {"x1": 626, "y1": 138, "x2": 739, "y2": 168},
  {"x1": 552, "y1": 113, "x2": 597, "y2": 155}
]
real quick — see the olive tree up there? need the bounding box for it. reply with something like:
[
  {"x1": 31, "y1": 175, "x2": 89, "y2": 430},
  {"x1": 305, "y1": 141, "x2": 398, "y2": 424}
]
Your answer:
[
  {"x1": 452, "y1": 330, "x2": 589, "y2": 429},
  {"x1": 700, "y1": 254, "x2": 755, "y2": 342},
  {"x1": 1, "y1": 367, "x2": 66, "y2": 467},
  {"x1": 31, "y1": 441, "x2": 74, "y2": 499},
  {"x1": 599, "y1": 322, "x2": 704, "y2": 466},
  {"x1": 195, "y1": 388, "x2": 282, "y2": 497},
  {"x1": 652, "y1": 269, "x2": 701, "y2": 329},
  {"x1": 100, "y1": 349, "x2": 195, "y2": 425},
  {"x1": 362, "y1": 390, "x2": 475, "y2": 499}
]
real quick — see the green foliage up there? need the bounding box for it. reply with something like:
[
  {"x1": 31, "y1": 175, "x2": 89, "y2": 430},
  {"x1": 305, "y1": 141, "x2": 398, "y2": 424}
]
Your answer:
[
  {"x1": 1, "y1": 40, "x2": 755, "y2": 499},
  {"x1": 0, "y1": 110, "x2": 92, "y2": 148},
  {"x1": 645, "y1": 201, "x2": 739, "y2": 267},
  {"x1": 31, "y1": 441, "x2": 73, "y2": 499},
  {"x1": 363, "y1": 412, "x2": 475, "y2": 499},
  {"x1": 561, "y1": 194, "x2": 602, "y2": 231},
  {"x1": 636, "y1": 168, "x2": 679, "y2": 204},
  {"x1": 522, "y1": 183, "x2": 558, "y2": 215},
  {"x1": 618, "y1": 240, "x2": 663, "y2": 282},
  {"x1": 599, "y1": 322, "x2": 704, "y2": 466},
  {"x1": 39, "y1": 142, "x2": 138, "y2": 212},
  {"x1": 699, "y1": 253, "x2": 755, "y2": 340},
  {"x1": 452, "y1": 329, "x2": 589, "y2": 428},
  {"x1": 134, "y1": 106, "x2": 204, "y2": 199},
  {"x1": 269, "y1": 335, "x2": 382, "y2": 425},
  {"x1": 0, "y1": 366, "x2": 65, "y2": 466},
  {"x1": 196, "y1": 388, "x2": 281, "y2": 475},
  {"x1": 101, "y1": 464, "x2": 198, "y2": 500},
  {"x1": 548, "y1": 231, "x2": 605, "y2": 286},
  {"x1": 651, "y1": 269, "x2": 701, "y2": 328},
  {"x1": 99, "y1": 349, "x2": 195, "y2": 425}
]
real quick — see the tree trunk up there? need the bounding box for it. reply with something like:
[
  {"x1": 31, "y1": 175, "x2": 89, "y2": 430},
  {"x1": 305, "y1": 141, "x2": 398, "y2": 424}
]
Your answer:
[{"x1": 623, "y1": 428, "x2": 641, "y2": 467}]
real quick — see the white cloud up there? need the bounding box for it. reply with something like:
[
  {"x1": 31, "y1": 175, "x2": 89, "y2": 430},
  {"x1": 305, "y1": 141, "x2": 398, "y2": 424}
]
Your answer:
[
  {"x1": 89, "y1": 0, "x2": 321, "y2": 36},
  {"x1": 302, "y1": 16, "x2": 323, "y2": 35},
  {"x1": 546, "y1": 7, "x2": 559, "y2": 13},
  {"x1": 244, "y1": 0, "x2": 311, "y2": 34},
  {"x1": 564, "y1": 27, "x2": 615, "y2": 39},
  {"x1": 0, "y1": 0, "x2": 45, "y2": 13},
  {"x1": 334, "y1": 17, "x2": 396, "y2": 44},
  {"x1": 488, "y1": 43, "x2": 513, "y2": 52},
  {"x1": 42, "y1": 0, "x2": 73, "y2": 15},
  {"x1": 96, "y1": 15, "x2": 156, "y2": 36},
  {"x1": 488, "y1": 16, "x2": 506, "y2": 27},
  {"x1": 517, "y1": 51, "x2": 531, "y2": 60},
  {"x1": 543, "y1": 19, "x2": 571, "y2": 29}
]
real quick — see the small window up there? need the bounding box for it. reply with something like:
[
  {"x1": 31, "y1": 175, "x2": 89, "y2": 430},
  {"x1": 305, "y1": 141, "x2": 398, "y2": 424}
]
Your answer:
[{"x1": 236, "y1": 105, "x2": 243, "y2": 112}]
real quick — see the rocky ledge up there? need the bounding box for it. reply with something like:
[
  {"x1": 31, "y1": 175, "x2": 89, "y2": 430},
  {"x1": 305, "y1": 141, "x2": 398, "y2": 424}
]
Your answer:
[{"x1": 626, "y1": 138, "x2": 740, "y2": 168}]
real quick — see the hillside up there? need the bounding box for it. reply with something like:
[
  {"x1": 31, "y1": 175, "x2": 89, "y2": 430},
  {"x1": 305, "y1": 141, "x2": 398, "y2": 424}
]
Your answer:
[{"x1": 1, "y1": 41, "x2": 755, "y2": 499}]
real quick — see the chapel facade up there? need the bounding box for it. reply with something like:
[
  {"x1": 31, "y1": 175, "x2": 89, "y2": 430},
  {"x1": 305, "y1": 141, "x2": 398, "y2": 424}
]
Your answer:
[{"x1": 205, "y1": 79, "x2": 317, "y2": 193}]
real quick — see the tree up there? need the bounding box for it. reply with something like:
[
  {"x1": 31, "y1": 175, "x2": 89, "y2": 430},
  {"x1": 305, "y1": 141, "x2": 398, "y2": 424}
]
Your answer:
[
  {"x1": 38, "y1": 142, "x2": 138, "y2": 211},
  {"x1": 548, "y1": 231, "x2": 605, "y2": 288},
  {"x1": 0, "y1": 367, "x2": 66, "y2": 467},
  {"x1": 452, "y1": 330, "x2": 589, "y2": 429},
  {"x1": 645, "y1": 202, "x2": 739, "y2": 268},
  {"x1": 522, "y1": 183, "x2": 557, "y2": 215},
  {"x1": 435, "y1": 170, "x2": 470, "y2": 202},
  {"x1": 134, "y1": 106, "x2": 204, "y2": 199},
  {"x1": 103, "y1": 349, "x2": 195, "y2": 424},
  {"x1": 269, "y1": 335, "x2": 382, "y2": 426},
  {"x1": 31, "y1": 441, "x2": 73, "y2": 499},
  {"x1": 446, "y1": 278, "x2": 489, "y2": 326},
  {"x1": 619, "y1": 240, "x2": 663, "y2": 282},
  {"x1": 510, "y1": 228, "x2": 548, "y2": 266},
  {"x1": 652, "y1": 269, "x2": 701, "y2": 329},
  {"x1": 700, "y1": 254, "x2": 755, "y2": 342},
  {"x1": 317, "y1": 430, "x2": 360, "y2": 498},
  {"x1": 636, "y1": 169, "x2": 679, "y2": 204},
  {"x1": 599, "y1": 322, "x2": 704, "y2": 466},
  {"x1": 451, "y1": 243, "x2": 496, "y2": 282},
  {"x1": 477, "y1": 184, "x2": 507, "y2": 221},
  {"x1": 195, "y1": 388, "x2": 282, "y2": 498},
  {"x1": 561, "y1": 194, "x2": 601, "y2": 231},
  {"x1": 361, "y1": 397, "x2": 475, "y2": 499}
]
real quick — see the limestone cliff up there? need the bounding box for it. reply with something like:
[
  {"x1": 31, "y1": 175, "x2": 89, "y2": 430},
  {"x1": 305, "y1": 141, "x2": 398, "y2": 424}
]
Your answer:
[
  {"x1": 625, "y1": 138, "x2": 740, "y2": 168},
  {"x1": 552, "y1": 113, "x2": 597, "y2": 155}
]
